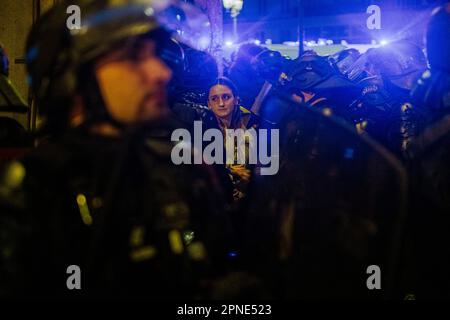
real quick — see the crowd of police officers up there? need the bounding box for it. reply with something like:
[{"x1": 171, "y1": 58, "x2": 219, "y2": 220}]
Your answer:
[{"x1": 0, "y1": 0, "x2": 449, "y2": 299}]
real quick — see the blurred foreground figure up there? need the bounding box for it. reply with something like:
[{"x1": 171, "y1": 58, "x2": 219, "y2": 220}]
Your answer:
[
  {"x1": 402, "y1": 4, "x2": 450, "y2": 299},
  {"x1": 241, "y1": 93, "x2": 409, "y2": 299},
  {"x1": 0, "y1": 0, "x2": 232, "y2": 298}
]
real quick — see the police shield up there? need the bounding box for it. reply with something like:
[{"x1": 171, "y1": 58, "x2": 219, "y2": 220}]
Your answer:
[{"x1": 242, "y1": 96, "x2": 408, "y2": 299}]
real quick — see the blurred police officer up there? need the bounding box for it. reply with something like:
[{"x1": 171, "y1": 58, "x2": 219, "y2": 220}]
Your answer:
[
  {"x1": 403, "y1": 4, "x2": 450, "y2": 151},
  {"x1": 401, "y1": 3, "x2": 450, "y2": 299},
  {"x1": 0, "y1": 43, "x2": 9, "y2": 77},
  {"x1": 0, "y1": 0, "x2": 232, "y2": 298}
]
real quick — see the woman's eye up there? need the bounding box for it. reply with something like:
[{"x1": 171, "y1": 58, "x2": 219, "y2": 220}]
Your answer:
[{"x1": 223, "y1": 94, "x2": 231, "y2": 101}]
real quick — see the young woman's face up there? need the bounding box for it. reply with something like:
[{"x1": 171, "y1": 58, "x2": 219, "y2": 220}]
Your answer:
[{"x1": 208, "y1": 84, "x2": 238, "y2": 121}]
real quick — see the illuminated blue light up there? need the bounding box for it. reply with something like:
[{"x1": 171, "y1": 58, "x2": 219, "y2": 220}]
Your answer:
[
  {"x1": 344, "y1": 148, "x2": 355, "y2": 159},
  {"x1": 228, "y1": 251, "x2": 238, "y2": 258},
  {"x1": 199, "y1": 37, "x2": 210, "y2": 48}
]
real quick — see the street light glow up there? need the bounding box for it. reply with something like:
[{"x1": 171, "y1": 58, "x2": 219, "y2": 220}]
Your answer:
[
  {"x1": 222, "y1": 0, "x2": 234, "y2": 10},
  {"x1": 223, "y1": 0, "x2": 244, "y2": 42},
  {"x1": 199, "y1": 37, "x2": 210, "y2": 49}
]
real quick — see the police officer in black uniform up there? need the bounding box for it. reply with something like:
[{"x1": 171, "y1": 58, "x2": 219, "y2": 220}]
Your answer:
[
  {"x1": 347, "y1": 41, "x2": 427, "y2": 155},
  {"x1": 403, "y1": 5, "x2": 450, "y2": 154},
  {"x1": 401, "y1": 3, "x2": 450, "y2": 299},
  {"x1": 0, "y1": 0, "x2": 233, "y2": 298}
]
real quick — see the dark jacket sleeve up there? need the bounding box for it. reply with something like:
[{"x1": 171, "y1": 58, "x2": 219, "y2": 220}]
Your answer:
[{"x1": 170, "y1": 102, "x2": 203, "y2": 125}]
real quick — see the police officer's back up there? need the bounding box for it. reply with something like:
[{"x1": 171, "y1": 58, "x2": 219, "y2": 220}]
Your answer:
[{"x1": 402, "y1": 4, "x2": 450, "y2": 299}]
